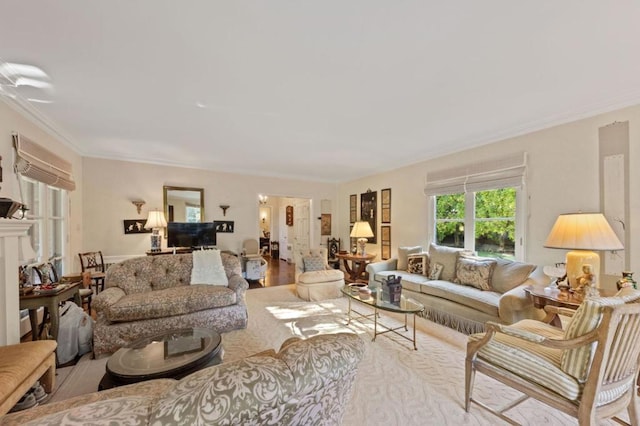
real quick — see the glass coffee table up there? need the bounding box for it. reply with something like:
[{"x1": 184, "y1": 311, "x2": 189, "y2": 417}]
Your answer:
[
  {"x1": 341, "y1": 285, "x2": 424, "y2": 350},
  {"x1": 99, "y1": 328, "x2": 223, "y2": 390}
]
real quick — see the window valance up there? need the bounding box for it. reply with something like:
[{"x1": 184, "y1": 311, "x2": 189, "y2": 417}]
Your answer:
[
  {"x1": 424, "y1": 152, "x2": 527, "y2": 196},
  {"x1": 12, "y1": 133, "x2": 76, "y2": 191}
]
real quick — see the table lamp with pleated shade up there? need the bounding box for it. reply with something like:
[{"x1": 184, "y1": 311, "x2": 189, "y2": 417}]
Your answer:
[{"x1": 544, "y1": 213, "x2": 623, "y2": 290}]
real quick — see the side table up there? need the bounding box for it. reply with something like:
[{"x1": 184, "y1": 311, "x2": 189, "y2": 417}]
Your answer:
[
  {"x1": 19, "y1": 282, "x2": 81, "y2": 341},
  {"x1": 524, "y1": 285, "x2": 615, "y2": 328},
  {"x1": 337, "y1": 253, "x2": 376, "y2": 283}
]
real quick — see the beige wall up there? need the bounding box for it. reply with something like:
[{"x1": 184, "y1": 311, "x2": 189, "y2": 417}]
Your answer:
[
  {"x1": 81, "y1": 157, "x2": 338, "y2": 256},
  {"x1": 338, "y1": 104, "x2": 640, "y2": 290},
  {"x1": 0, "y1": 101, "x2": 84, "y2": 271}
]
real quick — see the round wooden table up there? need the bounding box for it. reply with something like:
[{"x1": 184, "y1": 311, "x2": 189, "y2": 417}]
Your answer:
[{"x1": 337, "y1": 253, "x2": 376, "y2": 283}]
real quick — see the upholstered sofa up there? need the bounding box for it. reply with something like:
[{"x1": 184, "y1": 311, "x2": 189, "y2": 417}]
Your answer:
[
  {"x1": 366, "y1": 243, "x2": 547, "y2": 334},
  {"x1": 92, "y1": 251, "x2": 248, "y2": 356},
  {"x1": 0, "y1": 333, "x2": 366, "y2": 426}
]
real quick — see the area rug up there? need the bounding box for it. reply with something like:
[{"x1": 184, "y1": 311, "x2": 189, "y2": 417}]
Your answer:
[{"x1": 50, "y1": 285, "x2": 627, "y2": 425}]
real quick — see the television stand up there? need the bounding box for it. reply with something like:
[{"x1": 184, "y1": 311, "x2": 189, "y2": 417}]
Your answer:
[{"x1": 146, "y1": 248, "x2": 193, "y2": 256}]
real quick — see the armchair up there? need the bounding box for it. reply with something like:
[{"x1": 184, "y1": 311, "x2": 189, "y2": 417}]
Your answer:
[
  {"x1": 465, "y1": 297, "x2": 640, "y2": 424},
  {"x1": 294, "y1": 247, "x2": 345, "y2": 301}
]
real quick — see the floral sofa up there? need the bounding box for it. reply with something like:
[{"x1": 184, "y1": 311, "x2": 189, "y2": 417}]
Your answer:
[
  {"x1": 92, "y1": 252, "x2": 248, "y2": 356},
  {"x1": 366, "y1": 243, "x2": 547, "y2": 334},
  {"x1": 1, "y1": 333, "x2": 366, "y2": 426}
]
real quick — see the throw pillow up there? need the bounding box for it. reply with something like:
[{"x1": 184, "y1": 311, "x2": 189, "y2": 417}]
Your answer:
[
  {"x1": 191, "y1": 249, "x2": 228, "y2": 286},
  {"x1": 491, "y1": 258, "x2": 536, "y2": 294},
  {"x1": 428, "y1": 243, "x2": 463, "y2": 282},
  {"x1": 397, "y1": 246, "x2": 423, "y2": 271},
  {"x1": 428, "y1": 262, "x2": 444, "y2": 280},
  {"x1": 407, "y1": 253, "x2": 429, "y2": 275},
  {"x1": 303, "y1": 256, "x2": 325, "y2": 272},
  {"x1": 453, "y1": 256, "x2": 497, "y2": 291}
]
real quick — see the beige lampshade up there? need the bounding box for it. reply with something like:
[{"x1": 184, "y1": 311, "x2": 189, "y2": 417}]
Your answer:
[
  {"x1": 350, "y1": 221, "x2": 374, "y2": 238},
  {"x1": 544, "y1": 213, "x2": 623, "y2": 289},
  {"x1": 544, "y1": 213, "x2": 623, "y2": 251},
  {"x1": 144, "y1": 210, "x2": 168, "y2": 229}
]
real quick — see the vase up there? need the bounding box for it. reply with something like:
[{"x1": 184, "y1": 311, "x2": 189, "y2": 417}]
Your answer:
[{"x1": 616, "y1": 271, "x2": 637, "y2": 290}]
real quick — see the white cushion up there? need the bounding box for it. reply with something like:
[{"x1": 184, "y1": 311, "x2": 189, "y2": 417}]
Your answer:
[{"x1": 191, "y1": 249, "x2": 228, "y2": 286}]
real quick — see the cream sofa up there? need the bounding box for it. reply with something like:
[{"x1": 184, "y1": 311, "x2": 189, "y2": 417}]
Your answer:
[
  {"x1": 92, "y1": 252, "x2": 248, "y2": 356},
  {"x1": 1, "y1": 333, "x2": 365, "y2": 426},
  {"x1": 366, "y1": 244, "x2": 546, "y2": 334}
]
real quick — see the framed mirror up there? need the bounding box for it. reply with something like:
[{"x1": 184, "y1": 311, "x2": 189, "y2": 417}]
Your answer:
[{"x1": 163, "y1": 186, "x2": 204, "y2": 223}]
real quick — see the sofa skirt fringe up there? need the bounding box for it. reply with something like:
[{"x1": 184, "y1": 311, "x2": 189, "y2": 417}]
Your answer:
[{"x1": 419, "y1": 307, "x2": 485, "y2": 335}]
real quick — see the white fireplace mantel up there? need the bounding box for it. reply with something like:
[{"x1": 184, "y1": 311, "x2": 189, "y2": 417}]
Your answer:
[{"x1": 0, "y1": 218, "x2": 35, "y2": 346}]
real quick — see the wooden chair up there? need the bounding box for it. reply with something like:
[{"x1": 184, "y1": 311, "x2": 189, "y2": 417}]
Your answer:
[
  {"x1": 465, "y1": 299, "x2": 640, "y2": 425},
  {"x1": 78, "y1": 251, "x2": 106, "y2": 294}
]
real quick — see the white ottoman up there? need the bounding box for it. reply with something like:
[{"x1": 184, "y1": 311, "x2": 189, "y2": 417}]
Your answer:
[{"x1": 296, "y1": 269, "x2": 345, "y2": 301}]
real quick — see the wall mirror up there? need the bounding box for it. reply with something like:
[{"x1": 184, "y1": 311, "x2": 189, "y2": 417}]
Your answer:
[{"x1": 163, "y1": 186, "x2": 204, "y2": 222}]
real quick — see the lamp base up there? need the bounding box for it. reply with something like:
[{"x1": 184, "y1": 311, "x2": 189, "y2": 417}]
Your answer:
[
  {"x1": 566, "y1": 250, "x2": 600, "y2": 290},
  {"x1": 150, "y1": 230, "x2": 162, "y2": 252},
  {"x1": 357, "y1": 238, "x2": 368, "y2": 256}
]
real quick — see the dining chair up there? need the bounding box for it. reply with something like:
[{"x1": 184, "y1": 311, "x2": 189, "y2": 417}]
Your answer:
[
  {"x1": 465, "y1": 297, "x2": 640, "y2": 425},
  {"x1": 78, "y1": 251, "x2": 106, "y2": 294}
]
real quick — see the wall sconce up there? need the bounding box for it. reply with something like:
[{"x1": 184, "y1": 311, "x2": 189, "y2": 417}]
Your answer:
[
  {"x1": 219, "y1": 205, "x2": 230, "y2": 216},
  {"x1": 132, "y1": 200, "x2": 146, "y2": 215},
  {"x1": 258, "y1": 194, "x2": 268, "y2": 205}
]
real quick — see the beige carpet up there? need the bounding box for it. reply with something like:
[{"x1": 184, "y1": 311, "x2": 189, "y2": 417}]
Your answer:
[{"x1": 49, "y1": 285, "x2": 627, "y2": 425}]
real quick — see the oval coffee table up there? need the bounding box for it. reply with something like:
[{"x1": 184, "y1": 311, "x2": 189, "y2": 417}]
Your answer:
[{"x1": 99, "y1": 327, "x2": 223, "y2": 390}]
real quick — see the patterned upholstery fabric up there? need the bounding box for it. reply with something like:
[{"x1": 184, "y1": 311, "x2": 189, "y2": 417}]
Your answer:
[
  {"x1": 561, "y1": 296, "x2": 624, "y2": 382},
  {"x1": 104, "y1": 285, "x2": 236, "y2": 322},
  {"x1": 92, "y1": 253, "x2": 248, "y2": 356},
  {"x1": 12, "y1": 334, "x2": 365, "y2": 425},
  {"x1": 1, "y1": 380, "x2": 175, "y2": 426},
  {"x1": 150, "y1": 333, "x2": 365, "y2": 425},
  {"x1": 470, "y1": 320, "x2": 582, "y2": 400},
  {"x1": 454, "y1": 256, "x2": 497, "y2": 291}
]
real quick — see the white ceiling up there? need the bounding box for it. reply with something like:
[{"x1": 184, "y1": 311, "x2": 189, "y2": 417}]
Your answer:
[{"x1": 1, "y1": 1, "x2": 640, "y2": 183}]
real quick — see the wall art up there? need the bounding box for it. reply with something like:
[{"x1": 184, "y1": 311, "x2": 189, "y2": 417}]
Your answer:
[
  {"x1": 214, "y1": 221, "x2": 234, "y2": 233},
  {"x1": 381, "y1": 188, "x2": 391, "y2": 223},
  {"x1": 360, "y1": 190, "x2": 377, "y2": 244},
  {"x1": 321, "y1": 213, "x2": 331, "y2": 235},
  {"x1": 123, "y1": 219, "x2": 151, "y2": 234},
  {"x1": 381, "y1": 225, "x2": 391, "y2": 260},
  {"x1": 349, "y1": 194, "x2": 357, "y2": 224}
]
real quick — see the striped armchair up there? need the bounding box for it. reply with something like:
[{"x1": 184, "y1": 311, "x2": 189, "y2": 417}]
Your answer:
[{"x1": 465, "y1": 293, "x2": 640, "y2": 424}]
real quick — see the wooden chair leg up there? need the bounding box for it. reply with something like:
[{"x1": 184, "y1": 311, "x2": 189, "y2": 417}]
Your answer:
[{"x1": 465, "y1": 357, "x2": 475, "y2": 412}]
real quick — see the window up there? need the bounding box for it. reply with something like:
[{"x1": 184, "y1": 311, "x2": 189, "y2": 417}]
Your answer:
[
  {"x1": 434, "y1": 188, "x2": 517, "y2": 259},
  {"x1": 21, "y1": 177, "x2": 68, "y2": 273},
  {"x1": 185, "y1": 205, "x2": 201, "y2": 222},
  {"x1": 426, "y1": 153, "x2": 527, "y2": 260}
]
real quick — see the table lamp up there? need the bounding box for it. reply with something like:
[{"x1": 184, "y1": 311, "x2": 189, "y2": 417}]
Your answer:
[
  {"x1": 544, "y1": 212, "x2": 623, "y2": 290},
  {"x1": 144, "y1": 209, "x2": 167, "y2": 252},
  {"x1": 350, "y1": 221, "x2": 374, "y2": 256}
]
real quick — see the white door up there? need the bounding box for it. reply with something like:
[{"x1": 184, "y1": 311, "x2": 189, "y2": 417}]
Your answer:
[{"x1": 293, "y1": 199, "x2": 310, "y2": 255}]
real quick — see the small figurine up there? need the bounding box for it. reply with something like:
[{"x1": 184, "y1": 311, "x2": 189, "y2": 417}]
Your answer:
[{"x1": 576, "y1": 264, "x2": 599, "y2": 297}]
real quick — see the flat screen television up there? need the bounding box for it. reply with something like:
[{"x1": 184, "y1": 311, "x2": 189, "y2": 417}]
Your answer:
[{"x1": 167, "y1": 222, "x2": 217, "y2": 248}]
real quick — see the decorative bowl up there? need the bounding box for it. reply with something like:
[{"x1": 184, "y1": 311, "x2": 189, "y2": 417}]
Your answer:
[{"x1": 0, "y1": 198, "x2": 23, "y2": 218}]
